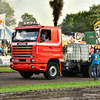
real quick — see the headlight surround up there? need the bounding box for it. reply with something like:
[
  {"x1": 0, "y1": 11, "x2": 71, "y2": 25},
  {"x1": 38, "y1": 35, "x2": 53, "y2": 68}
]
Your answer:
[
  {"x1": 31, "y1": 59, "x2": 35, "y2": 62},
  {"x1": 10, "y1": 59, "x2": 14, "y2": 62}
]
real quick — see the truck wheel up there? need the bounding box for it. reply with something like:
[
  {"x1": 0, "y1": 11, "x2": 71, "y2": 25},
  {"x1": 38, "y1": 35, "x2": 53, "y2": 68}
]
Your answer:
[
  {"x1": 81, "y1": 62, "x2": 92, "y2": 77},
  {"x1": 44, "y1": 62, "x2": 59, "y2": 80},
  {"x1": 88, "y1": 64, "x2": 94, "y2": 78},
  {"x1": 81, "y1": 65, "x2": 89, "y2": 77},
  {"x1": 89, "y1": 64, "x2": 100, "y2": 77},
  {"x1": 19, "y1": 71, "x2": 33, "y2": 78}
]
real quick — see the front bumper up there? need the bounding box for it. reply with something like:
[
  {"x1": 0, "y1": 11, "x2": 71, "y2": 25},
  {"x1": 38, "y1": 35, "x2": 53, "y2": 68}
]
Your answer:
[{"x1": 10, "y1": 63, "x2": 47, "y2": 72}]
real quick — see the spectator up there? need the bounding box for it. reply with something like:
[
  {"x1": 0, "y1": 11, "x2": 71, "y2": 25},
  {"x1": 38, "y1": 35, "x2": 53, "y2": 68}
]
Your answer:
[
  {"x1": 7, "y1": 41, "x2": 9, "y2": 47},
  {"x1": 71, "y1": 36, "x2": 75, "y2": 44},
  {"x1": 3, "y1": 40, "x2": 6, "y2": 46},
  {"x1": 0, "y1": 44, "x2": 2, "y2": 56},
  {"x1": 94, "y1": 46, "x2": 96, "y2": 50},
  {"x1": 3, "y1": 44, "x2": 8, "y2": 56},
  {"x1": 63, "y1": 45, "x2": 67, "y2": 54},
  {"x1": 63, "y1": 45, "x2": 67, "y2": 61},
  {"x1": 89, "y1": 46, "x2": 94, "y2": 55},
  {"x1": 7, "y1": 44, "x2": 11, "y2": 55},
  {"x1": 90, "y1": 49, "x2": 100, "y2": 80}
]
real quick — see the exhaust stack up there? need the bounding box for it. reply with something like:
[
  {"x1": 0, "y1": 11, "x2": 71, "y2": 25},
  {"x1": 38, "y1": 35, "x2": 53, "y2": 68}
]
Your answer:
[{"x1": 49, "y1": 0, "x2": 64, "y2": 26}]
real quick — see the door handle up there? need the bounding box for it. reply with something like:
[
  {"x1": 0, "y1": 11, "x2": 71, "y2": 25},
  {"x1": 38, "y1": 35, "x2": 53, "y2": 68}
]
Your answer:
[{"x1": 49, "y1": 47, "x2": 52, "y2": 48}]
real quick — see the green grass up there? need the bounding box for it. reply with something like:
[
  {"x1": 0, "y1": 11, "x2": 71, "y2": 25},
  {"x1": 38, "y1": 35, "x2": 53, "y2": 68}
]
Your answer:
[
  {"x1": 0, "y1": 81, "x2": 100, "y2": 93},
  {"x1": 0, "y1": 65, "x2": 10, "y2": 67},
  {"x1": 0, "y1": 69, "x2": 17, "y2": 72},
  {"x1": 0, "y1": 66, "x2": 100, "y2": 94},
  {"x1": 0, "y1": 66, "x2": 17, "y2": 72}
]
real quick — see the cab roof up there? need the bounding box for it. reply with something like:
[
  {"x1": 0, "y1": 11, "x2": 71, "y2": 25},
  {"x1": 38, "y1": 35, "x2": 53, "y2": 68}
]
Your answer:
[{"x1": 14, "y1": 25, "x2": 61, "y2": 30}]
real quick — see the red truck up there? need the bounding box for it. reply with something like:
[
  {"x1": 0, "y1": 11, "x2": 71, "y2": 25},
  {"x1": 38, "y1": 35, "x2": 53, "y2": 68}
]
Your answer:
[
  {"x1": 10, "y1": 24, "x2": 99, "y2": 80},
  {"x1": 10, "y1": 25, "x2": 63, "y2": 79}
]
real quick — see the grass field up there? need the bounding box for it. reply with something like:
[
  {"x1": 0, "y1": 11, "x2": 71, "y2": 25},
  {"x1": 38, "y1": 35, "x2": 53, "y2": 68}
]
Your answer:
[
  {"x1": 0, "y1": 65, "x2": 100, "y2": 94},
  {"x1": 0, "y1": 81, "x2": 100, "y2": 93},
  {"x1": 0, "y1": 65, "x2": 17, "y2": 72}
]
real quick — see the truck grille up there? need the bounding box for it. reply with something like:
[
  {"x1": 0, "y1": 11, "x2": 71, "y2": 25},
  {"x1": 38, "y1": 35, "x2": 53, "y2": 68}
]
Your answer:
[{"x1": 12, "y1": 45, "x2": 33, "y2": 58}]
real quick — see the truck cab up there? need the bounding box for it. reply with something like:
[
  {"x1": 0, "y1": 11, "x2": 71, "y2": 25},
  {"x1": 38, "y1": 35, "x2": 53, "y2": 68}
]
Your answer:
[{"x1": 10, "y1": 25, "x2": 63, "y2": 79}]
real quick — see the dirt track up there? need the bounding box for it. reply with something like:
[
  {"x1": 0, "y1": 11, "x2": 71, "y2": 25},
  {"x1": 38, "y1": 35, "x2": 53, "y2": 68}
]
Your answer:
[
  {"x1": 0, "y1": 72, "x2": 100, "y2": 100},
  {"x1": 0, "y1": 86, "x2": 100, "y2": 100},
  {"x1": 0, "y1": 72, "x2": 96, "y2": 87}
]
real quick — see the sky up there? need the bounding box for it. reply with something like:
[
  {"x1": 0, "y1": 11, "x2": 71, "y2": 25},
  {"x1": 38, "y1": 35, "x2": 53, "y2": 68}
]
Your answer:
[{"x1": 4, "y1": 0, "x2": 100, "y2": 27}]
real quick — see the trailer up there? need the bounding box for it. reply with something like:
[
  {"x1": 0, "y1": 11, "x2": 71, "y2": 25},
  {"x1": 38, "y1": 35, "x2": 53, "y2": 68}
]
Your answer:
[{"x1": 61, "y1": 43, "x2": 100, "y2": 77}]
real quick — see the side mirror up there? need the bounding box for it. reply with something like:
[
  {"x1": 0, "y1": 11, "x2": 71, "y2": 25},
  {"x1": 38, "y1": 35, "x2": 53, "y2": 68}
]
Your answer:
[
  {"x1": 12, "y1": 32, "x2": 15, "y2": 41},
  {"x1": 12, "y1": 32, "x2": 15, "y2": 35},
  {"x1": 42, "y1": 34, "x2": 45, "y2": 41}
]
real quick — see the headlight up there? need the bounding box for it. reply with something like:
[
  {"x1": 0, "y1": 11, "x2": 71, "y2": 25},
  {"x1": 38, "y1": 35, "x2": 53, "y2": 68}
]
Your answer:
[
  {"x1": 10, "y1": 59, "x2": 14, "y2": 62},
  {"x1": 10, "y1": 65, "x2": 13, "y2": 68},
  {"x1": 31, "y1": 65, "x2": 34, "y2": 68},
  {"x1": 31, "y1": 59, "x2": 35, "y2": 62}
]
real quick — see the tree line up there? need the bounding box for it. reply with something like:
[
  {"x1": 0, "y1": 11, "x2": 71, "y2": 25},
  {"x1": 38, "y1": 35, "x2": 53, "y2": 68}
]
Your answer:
[
  {"x1": 60, "y1": 4, "x2": 100, "y2": 35},
  {"x1": 0, "y1": 0, "x2": 37, "y2": 27},
  {"x1": 0, "y1": 0, "x2": 16, "y2": 27},
  {"x1": 0, "y1": 0, "x2": 100, "y2": 34}
]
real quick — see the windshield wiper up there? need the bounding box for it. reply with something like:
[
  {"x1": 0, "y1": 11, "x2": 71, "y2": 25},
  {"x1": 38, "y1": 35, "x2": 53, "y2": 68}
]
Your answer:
[
  {"x1": 13, "y1": 39, "x2": 36, "y2": 42},
  {"x1": 13, "y1": 40, "x2": 22, "y2": 42},
  {"x1": 24, "y1": 39, "x2": 33, "y2": 41}
]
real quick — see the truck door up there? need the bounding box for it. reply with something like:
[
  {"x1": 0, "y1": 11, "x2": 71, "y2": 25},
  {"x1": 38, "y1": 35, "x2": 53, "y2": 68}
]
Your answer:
[
  {"x1": 51, "y1": 29, "x2": 62, "y2": 57},
  {"x1": 38, "y1": 29, "x2": 52, "y2": 64}
]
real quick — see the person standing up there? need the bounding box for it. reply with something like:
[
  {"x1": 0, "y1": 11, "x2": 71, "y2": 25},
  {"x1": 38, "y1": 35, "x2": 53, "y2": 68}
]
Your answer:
[
  {"x1": 0, "y1": 44, "x2": 2, "y2": 56},
  {"x1": 89, "y1": 46, "x2": 94, "y2": 55},
  {"x1": 90, "y1": 49, "x2": 100, "y2": 80},
  {"x1": 3, "y1": 44, "x2": 8, "y2": 56},
  {"x1": 63, "y1": 45, "x2": 67, "y2": 61}
]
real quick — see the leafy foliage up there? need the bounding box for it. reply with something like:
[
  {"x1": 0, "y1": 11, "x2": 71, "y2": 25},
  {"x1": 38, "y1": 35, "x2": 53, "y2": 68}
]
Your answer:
[
  {"x1": 18, "y1": 13, "x2": 37, "y2": 26},
  {"x1": 60, "y1": 4, "x2": 100, "y2": 34},
  {"x1": 0, "y1": 0, "x2": 16, "y2": 26}
]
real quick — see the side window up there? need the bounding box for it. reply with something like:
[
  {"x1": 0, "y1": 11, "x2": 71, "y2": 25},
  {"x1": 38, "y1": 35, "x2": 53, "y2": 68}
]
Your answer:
[{"x1": 40, "y1": 30, "x2": 51, "y2": 41}]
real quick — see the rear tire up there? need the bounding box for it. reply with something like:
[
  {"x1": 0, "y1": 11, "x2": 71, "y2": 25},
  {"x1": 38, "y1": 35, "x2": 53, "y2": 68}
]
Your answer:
[
  {"x1": 81, "y1": 62, "x2": 91, "y2": 77},
  {"x1": 19, "y1": 71, "x2": 33, "y2": 78},
  {"x1": 89, "y1": 64, "x2": 100, "y2": 77},
  {"x1": 44, "y1": 62, "x2": 59, "y2": 80},
  {"x1": 88, "y1": 64, "x2": 94, "y2": 78},
  {"x1": 81, "y1": 65, "x2": 89, "y2": 77}
]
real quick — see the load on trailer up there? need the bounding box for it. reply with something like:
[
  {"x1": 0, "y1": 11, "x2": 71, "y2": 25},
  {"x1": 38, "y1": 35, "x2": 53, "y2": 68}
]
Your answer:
[{"x1": 61, "y1": 43, "x2": 100, "y2": 77}]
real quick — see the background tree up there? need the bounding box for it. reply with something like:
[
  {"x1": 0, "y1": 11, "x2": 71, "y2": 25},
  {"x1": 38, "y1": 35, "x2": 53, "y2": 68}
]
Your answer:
[
  {"x1": 18, "y1": 13, "x2": 37, "y2": 26},
  {"x1": 0, "y1": 0, "x2": 16, "y2": 26},
  {"x1": 89, "y1": 4, "x2": 100, "y2": 26},
  {"x1": 60, "y1": 4, "x2": 100, "y2": 35}
]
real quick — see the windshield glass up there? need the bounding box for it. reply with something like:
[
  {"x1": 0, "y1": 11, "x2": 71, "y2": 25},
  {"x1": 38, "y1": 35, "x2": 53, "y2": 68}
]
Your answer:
[{"x1": 13, "y1": 29, "x2": 39, "y2": 42}]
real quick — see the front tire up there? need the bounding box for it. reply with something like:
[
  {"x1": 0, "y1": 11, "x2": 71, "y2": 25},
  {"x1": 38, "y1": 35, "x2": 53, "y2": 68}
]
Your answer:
[
  {"x1": 44, "y1": 62, "x2": 59, "y2": 80},
  {"x1": 81, "y1": 62, "x2": 91, "y2": 77},
  {"x1": 19, "y1": 71, "x2": 33, "y2": 78}
]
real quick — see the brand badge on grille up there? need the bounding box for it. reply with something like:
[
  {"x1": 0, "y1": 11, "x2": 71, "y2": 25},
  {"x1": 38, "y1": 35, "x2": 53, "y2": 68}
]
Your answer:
[{"x1": 17, "y1": 43, "x2": 27, "y2": 45}]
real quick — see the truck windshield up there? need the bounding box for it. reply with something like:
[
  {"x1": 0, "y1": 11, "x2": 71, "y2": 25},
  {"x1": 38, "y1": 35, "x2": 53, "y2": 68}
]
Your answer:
[{"x1": 13, "y1": 29, "x2": 39, "y2": 42}]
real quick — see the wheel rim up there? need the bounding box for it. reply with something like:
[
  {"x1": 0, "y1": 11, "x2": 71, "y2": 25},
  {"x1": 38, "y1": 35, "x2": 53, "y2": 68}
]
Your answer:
[
  {"x1": 49, "y1": 66, "x2": 57, "y2": 77},
  {"x1": 89, "y1": 65, "x2": 94, "y2": 78}
]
